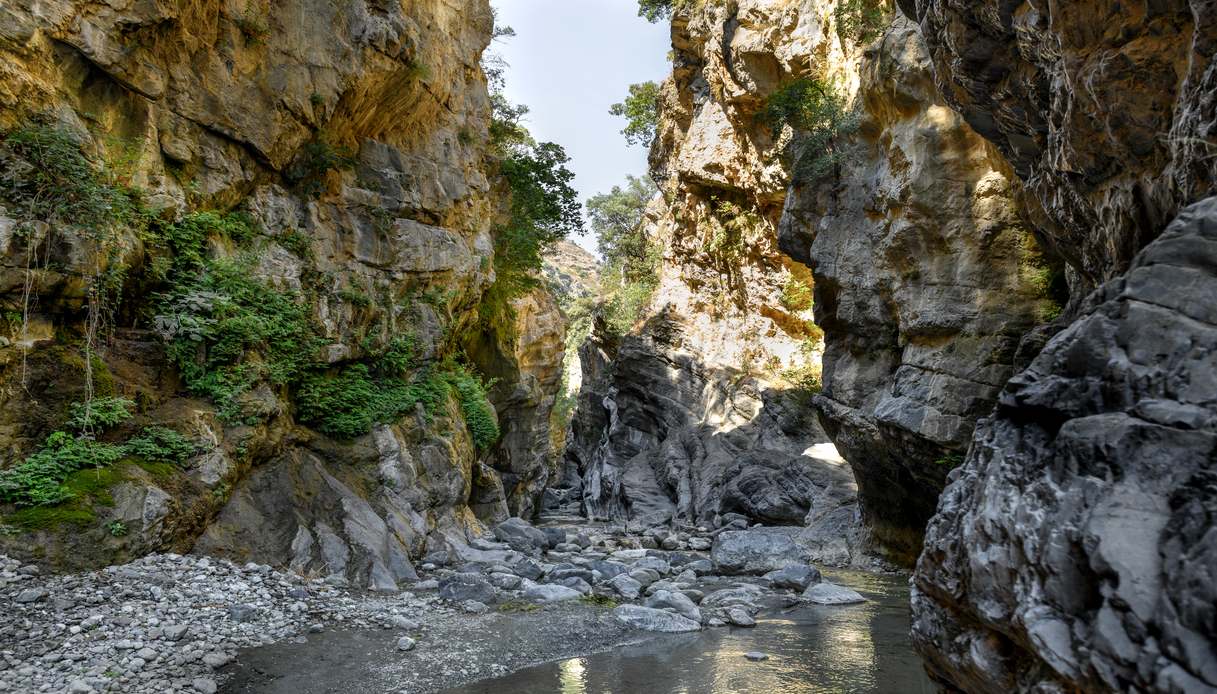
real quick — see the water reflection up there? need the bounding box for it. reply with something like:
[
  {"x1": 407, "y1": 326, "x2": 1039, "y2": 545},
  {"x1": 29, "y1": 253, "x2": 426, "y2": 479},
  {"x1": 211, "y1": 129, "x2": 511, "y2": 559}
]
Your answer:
[{"x1": 443, "y1": 572, "x2": 931, "y2": 694}]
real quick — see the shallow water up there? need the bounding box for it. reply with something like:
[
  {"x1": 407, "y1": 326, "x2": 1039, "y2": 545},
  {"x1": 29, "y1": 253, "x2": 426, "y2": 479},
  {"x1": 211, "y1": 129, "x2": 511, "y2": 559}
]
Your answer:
[{"x1": 442, "y1": 571, "x2": 933, "y2": 694}]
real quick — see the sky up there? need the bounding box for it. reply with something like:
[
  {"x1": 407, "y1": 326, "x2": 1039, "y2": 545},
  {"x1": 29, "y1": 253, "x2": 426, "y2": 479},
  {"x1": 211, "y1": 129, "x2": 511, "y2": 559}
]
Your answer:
[{"x1": 491, "y1": 0, "x2": 671, "y2": 254}]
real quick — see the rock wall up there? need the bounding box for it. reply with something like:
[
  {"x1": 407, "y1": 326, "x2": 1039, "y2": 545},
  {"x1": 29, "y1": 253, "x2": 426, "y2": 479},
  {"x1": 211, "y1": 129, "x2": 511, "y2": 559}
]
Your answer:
[
  {"x1": 0, "y1": 0, "x2": 566, "y2": 590},
  {"x1": 779, "y1": 15, "x2": 1062, "y2": 562},
  {"x1": 898, "y1": 1, "x2": 1217, "y2": 690},
  {"x1": 565, "y1": 0, "x2": 876, "y2": 567}
]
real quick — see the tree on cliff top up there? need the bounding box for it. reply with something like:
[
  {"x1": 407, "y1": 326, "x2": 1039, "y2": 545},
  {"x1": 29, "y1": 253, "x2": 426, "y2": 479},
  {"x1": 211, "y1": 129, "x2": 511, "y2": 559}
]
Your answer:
[
  {"x1": 610, "y1": 82, "x2": 661, "y2": 149},
  {"x1": 587, "y1": 175, "x2": 657, "y2": 280}
]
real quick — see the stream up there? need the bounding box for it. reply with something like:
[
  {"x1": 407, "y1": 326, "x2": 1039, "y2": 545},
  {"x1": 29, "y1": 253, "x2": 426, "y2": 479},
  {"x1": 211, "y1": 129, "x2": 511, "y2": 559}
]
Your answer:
[{"x1": 442, "y1": 571, "x2": 931, "y2": 694}]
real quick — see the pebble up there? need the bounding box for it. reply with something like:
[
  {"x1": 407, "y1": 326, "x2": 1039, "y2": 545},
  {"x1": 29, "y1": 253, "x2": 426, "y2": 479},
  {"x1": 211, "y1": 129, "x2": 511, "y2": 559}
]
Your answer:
[
  {"x1": 745, "y1": 651, "x2": 769, "y2": 661},
  {"x1": 396, "y1": 636, "x2": 417, "y2": 651}
]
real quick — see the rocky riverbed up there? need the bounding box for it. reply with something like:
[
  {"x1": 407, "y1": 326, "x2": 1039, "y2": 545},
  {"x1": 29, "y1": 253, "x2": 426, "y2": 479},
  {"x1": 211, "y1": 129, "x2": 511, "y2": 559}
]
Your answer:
[{"x1": 1, "y1": 517, "x2": 894, "y2": 693}]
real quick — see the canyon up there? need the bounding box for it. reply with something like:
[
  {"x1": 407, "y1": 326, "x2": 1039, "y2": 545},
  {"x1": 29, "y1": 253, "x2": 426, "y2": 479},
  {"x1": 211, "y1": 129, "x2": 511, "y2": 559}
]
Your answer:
[{"x1": 0, "y1": 1, "x2": 1214, "y2": 693}]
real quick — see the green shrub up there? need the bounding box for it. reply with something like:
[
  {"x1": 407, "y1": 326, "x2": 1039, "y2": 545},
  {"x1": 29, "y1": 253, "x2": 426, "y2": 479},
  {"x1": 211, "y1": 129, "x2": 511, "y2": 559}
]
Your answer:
[
  {"x1": 609, "y1": 82, "x2": 661, "y2": 148},
  {"x1": 781, "y1": 275, "x2": 814, "y2": 312},
  {"x1": 445, "y1": 366, "x2": 499, "y2": 451},
  {"x1": 637, "y1": 0, "x2": 710, "y2": 22},
  {"x1": 0, "y1": 431, "x2": 125, "y2": 507},
  {"x1": 761, "y1": 78, "x2": 857, "y2": 182},
  {"x1": 155, "y1": 211, "x2": 258, "y2": 277},
  {"x1": 835, "y1": 0, "x2": 892, "y2": 45},
  {"x1": 934, "y1": 453, "x2": 965, "y2": 469},
  {"x1": 67, "y1": 396, "x2": 134, "y2": 432},
  {"x1": 157, "y1": 254, "x2": 323, "y2": 422},
  {"x1": 106, "y1": 520, "x2": 128, "y2": 537},
  {"x1": 287, "y1": 136, "x2": 356, "y2": 198},
  {"x1": 125, "y1": 426, "x2": 198, "y2": 466},
  {"x1": 294, "y1": 363, "x2": 448, "y2": 439}
]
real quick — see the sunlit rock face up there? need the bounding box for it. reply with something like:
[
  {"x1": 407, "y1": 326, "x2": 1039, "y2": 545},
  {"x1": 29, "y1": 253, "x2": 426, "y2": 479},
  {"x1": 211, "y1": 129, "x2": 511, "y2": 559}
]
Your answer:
[
  {"x1": 779, "y1": 16, "x2": 1057, "y2": 563},
  {"x1": 0, "y1": 0, "x2": 567, "y2": 586},
  {"x1": 565, "y1": 0, "x2": 878, "y2": 567}
]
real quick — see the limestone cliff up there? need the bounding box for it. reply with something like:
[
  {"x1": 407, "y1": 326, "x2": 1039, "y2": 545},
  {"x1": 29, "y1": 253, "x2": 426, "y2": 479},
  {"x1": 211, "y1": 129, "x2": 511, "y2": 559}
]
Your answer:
[
  {"x1": 565, "y1": 0, "x2": 875, "y2": 567},
  {"x1": 897, "y1": 1, "x2": 1217, "y2": 690},
  {"x1": 0, "y1": 0, "x2": 567, "y2": 590},
  {"x1": 779, "y1": 14, "x2": 1062, "y2": 562}
]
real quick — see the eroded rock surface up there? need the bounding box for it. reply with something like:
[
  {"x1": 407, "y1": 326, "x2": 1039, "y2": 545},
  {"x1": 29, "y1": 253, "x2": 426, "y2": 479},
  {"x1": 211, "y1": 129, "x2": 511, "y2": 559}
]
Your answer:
[{"x1": 911, "y1": 198, "x2": 1217, "y2": 693}]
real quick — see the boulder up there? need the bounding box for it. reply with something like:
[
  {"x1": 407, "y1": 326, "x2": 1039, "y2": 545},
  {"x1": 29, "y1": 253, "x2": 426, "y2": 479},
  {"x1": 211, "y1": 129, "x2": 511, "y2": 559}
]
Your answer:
[
  {"x1": 645, "y1": 590, "x2": 702, "y2": 623},
  {"x1": 803, "y1": 582, "x2": 865, "y2": 605},
  {"x1": 437, "y1": 574, "x2": 497, "y2": 604},
  {"x1": 493, "y1": 518, "x2": 548, "y2": 554},
  {"x1": 522, "y1": 579, "x2": 582, "y2": 603},
  {"x1": 711, "y1": 529, "x2": 812, "y2": 575},
  {"x1": 612, "y1": 605, "x2": 702, "y2": 633},
  {"x1": 606, "y1": 574, "x2": 643, "y2": 600},
  {"x1": 762, "y1": 564, "x2": 821, "y2": 591}
]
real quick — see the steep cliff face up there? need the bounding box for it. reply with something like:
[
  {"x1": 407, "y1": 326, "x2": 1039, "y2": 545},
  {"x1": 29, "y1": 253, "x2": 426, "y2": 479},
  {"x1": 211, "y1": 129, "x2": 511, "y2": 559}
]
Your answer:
[
  {"x1": 0, "y1": 0, "x2": 566, "y2": 589},
  {"x1": 779, "y1": 15, "x2": 1062, "y2": 562},
  {"x1": 898, "y1": 1, "x2": 1217, "y2": 690},
  {"x1": 566, "y1": 0, "x2": 875, "y2": 566}
]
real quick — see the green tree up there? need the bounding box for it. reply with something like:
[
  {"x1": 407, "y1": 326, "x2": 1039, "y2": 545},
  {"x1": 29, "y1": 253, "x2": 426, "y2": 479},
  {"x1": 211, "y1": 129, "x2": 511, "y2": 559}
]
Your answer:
[
  {"x1": 586, "y1": 176, "x2": 657, "y2": 280},
  {"x1": 609, "y1": 82, "x2": 661, "y2": 148},
  {"x1": 761, "y1": 77, "x2": 857, "y2": 182}
]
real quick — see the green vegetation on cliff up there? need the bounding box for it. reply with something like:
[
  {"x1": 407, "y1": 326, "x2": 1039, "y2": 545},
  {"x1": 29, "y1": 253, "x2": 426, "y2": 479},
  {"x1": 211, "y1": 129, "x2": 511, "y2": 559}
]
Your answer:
[
  {"x1": 583, "y1": 176, "x2": 660, "y2": 336},
  {"x1": 761, "y1": 78, "x2": 857, "y2": 182},
  {"x1": 610, "y1": 82, "x2": 661, "y2": 149},
  {"x1": 834, "y1": 0, "x2": 893, "y2": 45}
]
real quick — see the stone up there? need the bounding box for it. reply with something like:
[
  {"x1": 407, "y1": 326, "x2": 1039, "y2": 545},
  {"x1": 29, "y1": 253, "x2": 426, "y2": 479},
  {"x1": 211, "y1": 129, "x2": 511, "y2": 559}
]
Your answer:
[
  {"x1": 710, "y1": 529, "x2": 812, "y2": 575},
  {"x1": 606, "y1": 574, "x2": 643, "y2": 600},
  {"x1": 192, "y1": 678, "x2": 218, "y2": 694},
  {"x1": 396, "y1": 636, "x2": 416, "y2": 651},
  {"x1": 744, "y1": 652, "x2": 769, "y2": 662},
  {"x1": 164, "y1": 625, "x2": 189, "y2": 641},
  {"x1": 762, "y1": 565, "x2": 821, "y2": 592},
  {"x1": 227, "y1": 604, "x2": 258, "y2": 622},
  {"x1": 494, "y1": 517, "x2": 547, "y2": 555},
  {"x1": 802, "y1": 582, "x2": 866, "y2": 606},
  {"x1": 726, "y1": 608, "x2": 756, "y2": 627},
  {"x1": 611, "y1": 605, "x2": 702, "y2": 633},
  {"x1": 13, "y1": 588, "x2": 47, "y2": 603},
  {"x1": 437, "y1": 574, "x2": 497, "y2": 605},
  {"x1": 644, "y1": 590, "x2": 701, "y2": 623},
  {"x1": 521, "y1": 580, "x2": 582, "y2": 604},
  {"x1": 202, "y1": 652, "x2": 230, "y2": 669}
]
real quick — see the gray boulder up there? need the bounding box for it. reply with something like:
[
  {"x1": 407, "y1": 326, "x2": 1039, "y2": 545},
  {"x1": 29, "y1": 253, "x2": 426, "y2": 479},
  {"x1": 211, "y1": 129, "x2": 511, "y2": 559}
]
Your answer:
[
  {"x1": 803, "y1": 582, "x2": 865, "y2": 605},
  {"x1": 645, "y1": 590, "x2": 702, "y2": 623},
  {"x1": 612, "y1": 605, "x2": 702, "y2": 633},
  {"x1": 588, "y1": 560, "x2": 629, "y2": 580},
  {"x1": 522, "y1": 579, "x2": 582, "y2": 603},
  {"x1": 493, "y1": 517, "x2": 548, "y2": 553},
  {"x1": 556, "y1": 577, "x2": 593, "y2": 595},
  {"x1": 702, "y1": 584, "x2": 765, "y2": 610},
  {"x1": 438, "y1": 573, "x2": 497, "y2": 604},
  {"x1": 711, "y1": 529, "x2": 812, "y2": 574},
  {"x1": 606, "y1": 574, "x2": 643, "y2": 600},
  {"x1": 763, "y1": 564, "x2": 821, "y2": 591}
]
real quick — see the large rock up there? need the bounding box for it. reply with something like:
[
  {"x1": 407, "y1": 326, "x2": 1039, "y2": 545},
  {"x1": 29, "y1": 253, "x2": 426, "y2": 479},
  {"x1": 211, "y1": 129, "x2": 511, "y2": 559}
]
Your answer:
[
  {"x1": 762, "y1": 564, "x2": 821, "y2": 592},
  {"x1": 802, "y1": 582, "x2": 866, "y2": 606},
  {"x1": 612, "y1": 605, "x2": 702, "y2": 633},
  {"x1": 711, "y1": 529, "x2": 812, "y2": 575},
  {"x1": 492, "y1": 518, "x2": 548, "y2": 554},
  {"x1": 438, "y1": 574, "x2": 497, "y2": 605},
  {"x1": 779, "y1": 16, "x2": 1057, "y2": 563},
  {"x1": 911, "y1": 199, "x2": 1217, "y2": 693},
  {"x1": 644, "y1": 590, "x2": 702, "y2": 624}
]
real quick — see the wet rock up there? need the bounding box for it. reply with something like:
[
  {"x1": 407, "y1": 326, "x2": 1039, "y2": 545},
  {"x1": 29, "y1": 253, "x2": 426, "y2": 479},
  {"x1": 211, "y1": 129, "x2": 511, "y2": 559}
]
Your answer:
[
  {"x1": 612, "y1": 605, "x2": 702, "y2": 633},
  {"x1": 726, "y1": 608, "x2": 756, "y2": 627},
  {"x1": 711, "y1": 529, "x2": 812, "y2": 575},
  {"x1": 802, "y1": 582, "x2": 866, "y2": 606},
  {"x1": 762, "y1": 565, "x2": 821, "y2": 592}
]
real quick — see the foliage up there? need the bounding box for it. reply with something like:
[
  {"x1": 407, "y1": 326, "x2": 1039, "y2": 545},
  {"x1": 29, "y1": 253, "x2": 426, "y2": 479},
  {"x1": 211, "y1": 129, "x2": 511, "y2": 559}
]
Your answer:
[
  {"x1": 156, "y1": 254, "x2": 323, "y2": 422},
  {"x1": 609, "y1": 82, "x2": 661, "y2": 148},
  {"x1": 934, "y1": 453, "x2": 965, "y2": 468},
  {"x1": 761, "y1": 78, "x2": 858, "y2": 182},
  {"x1": 586, "y1": 175, "x2": 657, "y2": 278},
  {"x1": 580, "y1": 594, "x2": 619, "y2": 608},
  {"x1": 0, "y1": 432, "x2": 125, "y2": 507},
  {"x1": 781, "y1": 275, "x2": 814, "y2": 312},
  {"x1": 125, "y1": 427, "x2": 198, "y2": 466},
  {"x1": 106, "y1": 520, "x2": 128, "y2": 537},
  {"x1": 835, "y1": 0, "x2": 892, "y2": 45},
  {"x1": 0, "y1": 124, "x2": 141, "y2": 234},
  {"x1": 637, "y1": 0, "x2": 703, "y2": 22},
  {"x1": 446, "y1": 365, "x2": 500, "y2": 451},
  {"x1": 287, "y1": 136, "x2": 356, "y2": 198},
  {"x1": 67, "y1": 396, "x2": 134, "y2": 432},
  {"x1": 296, "y1": 363, "x2": 439, "y2": 439},
  {"x1": 155, "y1": 211, "x2": 257, "y2": 277}
]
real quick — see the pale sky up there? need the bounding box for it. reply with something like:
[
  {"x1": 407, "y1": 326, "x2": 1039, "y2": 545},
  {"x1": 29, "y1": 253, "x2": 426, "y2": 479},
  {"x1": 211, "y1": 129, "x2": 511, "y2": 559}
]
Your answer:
[{"x1": 491, "y1": 0, "x2": 671, "y2": 254}]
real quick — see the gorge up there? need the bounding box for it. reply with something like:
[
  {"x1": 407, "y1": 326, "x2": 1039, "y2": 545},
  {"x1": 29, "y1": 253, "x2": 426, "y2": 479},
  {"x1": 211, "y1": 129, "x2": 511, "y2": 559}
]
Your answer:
[{"x1": 0, "y1": 1, "x2": 1214, "y2": 693}]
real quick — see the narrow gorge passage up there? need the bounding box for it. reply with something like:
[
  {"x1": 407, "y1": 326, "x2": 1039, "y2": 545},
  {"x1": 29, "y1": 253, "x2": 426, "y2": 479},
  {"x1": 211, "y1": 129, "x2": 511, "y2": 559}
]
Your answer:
[{"x1": 1, "y1": 1, "x2": 1214, "y2": 694}]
